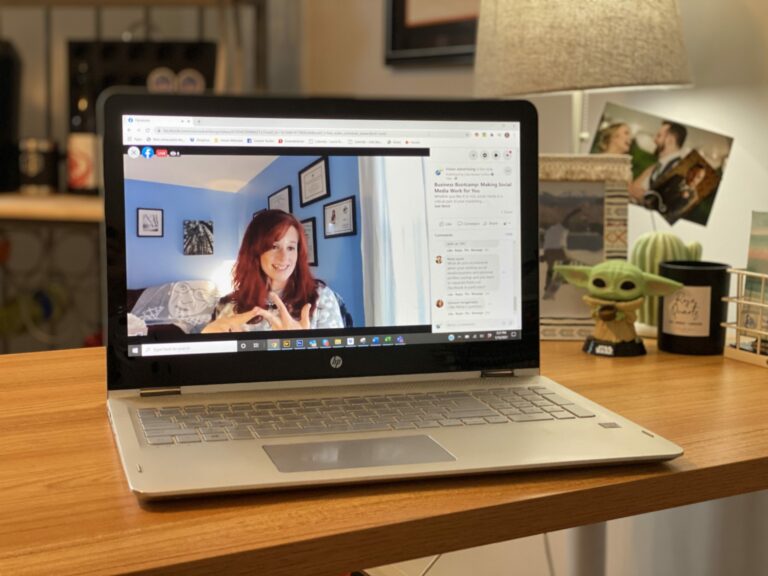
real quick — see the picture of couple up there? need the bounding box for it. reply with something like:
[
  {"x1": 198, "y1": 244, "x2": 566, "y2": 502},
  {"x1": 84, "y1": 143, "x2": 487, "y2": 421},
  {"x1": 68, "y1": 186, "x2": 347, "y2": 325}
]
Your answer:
[{"x1": 591, "y1": 103, "x2": 733, "y2": 226}]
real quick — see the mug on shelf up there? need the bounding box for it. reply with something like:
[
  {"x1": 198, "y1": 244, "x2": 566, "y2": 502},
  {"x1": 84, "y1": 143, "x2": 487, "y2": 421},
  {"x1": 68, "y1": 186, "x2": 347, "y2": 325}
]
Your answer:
[{"x1": 19, "y1": 138, "x2": 60, "y2": 195}]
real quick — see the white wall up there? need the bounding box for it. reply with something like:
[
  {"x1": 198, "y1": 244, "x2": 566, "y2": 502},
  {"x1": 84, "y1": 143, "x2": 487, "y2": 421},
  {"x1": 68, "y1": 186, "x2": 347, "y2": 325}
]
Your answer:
[{"x1": 300, "y1": 1, "x2": 768, "y2": 575}]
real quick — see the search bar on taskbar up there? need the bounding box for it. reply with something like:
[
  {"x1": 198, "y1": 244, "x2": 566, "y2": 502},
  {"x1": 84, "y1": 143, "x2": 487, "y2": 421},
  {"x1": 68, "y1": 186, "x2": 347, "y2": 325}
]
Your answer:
[{"x1": 141, "y1": 341, "x2": 238, "y2": 357}]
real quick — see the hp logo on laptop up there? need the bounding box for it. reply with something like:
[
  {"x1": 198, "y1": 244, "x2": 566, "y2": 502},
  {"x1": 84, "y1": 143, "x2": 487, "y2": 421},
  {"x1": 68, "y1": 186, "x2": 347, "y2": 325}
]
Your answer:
[{"x1": 330, "y1": 356, "x2": 343, "y2": 369}]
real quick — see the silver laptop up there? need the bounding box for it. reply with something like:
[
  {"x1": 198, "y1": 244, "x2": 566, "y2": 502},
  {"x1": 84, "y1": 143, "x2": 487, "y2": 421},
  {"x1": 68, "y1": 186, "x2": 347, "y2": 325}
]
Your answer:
[{"x1": 101, "y1": 93, "x2": 682, "y2": 499}]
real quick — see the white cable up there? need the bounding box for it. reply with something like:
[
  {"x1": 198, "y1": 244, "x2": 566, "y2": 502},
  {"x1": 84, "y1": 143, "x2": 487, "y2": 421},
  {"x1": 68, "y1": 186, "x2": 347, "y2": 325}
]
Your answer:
[
  {"x1": 543, "y1": 533, "x2": 557, "y2": 576},
  {"x1": 419, "y1": 554, "x2": 442, "y2": 576}
]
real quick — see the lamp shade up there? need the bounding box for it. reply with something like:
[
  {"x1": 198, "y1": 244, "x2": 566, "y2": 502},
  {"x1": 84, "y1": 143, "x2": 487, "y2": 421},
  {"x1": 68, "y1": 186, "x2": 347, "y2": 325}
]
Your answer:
[{"x1": 475, "y1": 0, "x2": 691, "y2": 96}]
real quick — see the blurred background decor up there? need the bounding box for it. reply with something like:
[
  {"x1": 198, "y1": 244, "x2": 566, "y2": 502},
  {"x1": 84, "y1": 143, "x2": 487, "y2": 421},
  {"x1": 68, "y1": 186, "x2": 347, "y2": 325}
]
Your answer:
[
  {"x1": 385, "y1": 0, "x2": 478, "y2": 63},
  {"x1": 0, "y1": 0, "x2": 259, "y2": 353},
  {"x1": 67, "y1": 40, "x2": 217, "y2": 194},
  {"x1": 0, "y1": 39, "x2": 21, "y2": 192}
]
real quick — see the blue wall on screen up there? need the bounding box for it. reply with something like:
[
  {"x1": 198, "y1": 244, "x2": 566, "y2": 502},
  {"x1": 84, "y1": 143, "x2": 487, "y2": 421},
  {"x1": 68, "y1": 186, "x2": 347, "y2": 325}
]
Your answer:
[
  {"x1": 124, "y1": 179, "x2": 240, "y2": 289},
  {"x1": 238, "y1": 155, "x2": 364, "y2": 326}
]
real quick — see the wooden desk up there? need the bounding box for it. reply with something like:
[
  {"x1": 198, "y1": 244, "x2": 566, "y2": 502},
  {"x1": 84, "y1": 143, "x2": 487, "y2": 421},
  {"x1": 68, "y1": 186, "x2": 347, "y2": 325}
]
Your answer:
[{"x1": 1, "y1": 342, "x2": 766, "y2": 576}]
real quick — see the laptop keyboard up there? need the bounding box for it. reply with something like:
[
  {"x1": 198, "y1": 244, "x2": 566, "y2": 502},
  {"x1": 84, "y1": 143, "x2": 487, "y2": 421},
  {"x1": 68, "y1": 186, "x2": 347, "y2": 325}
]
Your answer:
[{"x1": 136, "y1": 386, "x2": 595, "y2": 445}]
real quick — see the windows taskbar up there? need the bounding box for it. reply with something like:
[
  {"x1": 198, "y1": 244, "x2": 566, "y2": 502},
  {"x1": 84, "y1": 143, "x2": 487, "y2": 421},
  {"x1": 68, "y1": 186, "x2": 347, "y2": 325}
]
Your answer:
[{"x1": 127, "y1": 330, "x2": 520, "y2": 357}]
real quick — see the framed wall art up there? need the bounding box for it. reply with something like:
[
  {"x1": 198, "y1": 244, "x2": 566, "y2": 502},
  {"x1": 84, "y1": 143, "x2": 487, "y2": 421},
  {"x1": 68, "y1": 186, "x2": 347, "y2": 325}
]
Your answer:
[
  {"x1": 539, "y1": 154, "x2": 631, "y2": 340},
  {"x1": 299, "y1": 157, "x2": 331, "y2": 207},
  {"x1": 323, "y1": 196, "x2": 356, "y2": 238},
  {"x1": 137, "y1": 208, "x2": 163, "y2": 237},
  {"x1": 268, "y1": 185, "x2": 292, "y2": 213},
  {"x1": 301, "y1": 217, "x2": 318, "y2": 266},
  {"x1": 386, "y1": 0, "x2": 479, "y2": 64},
  {"x1": 183, "y1": 220, "x2": 214, "y2": 256}
]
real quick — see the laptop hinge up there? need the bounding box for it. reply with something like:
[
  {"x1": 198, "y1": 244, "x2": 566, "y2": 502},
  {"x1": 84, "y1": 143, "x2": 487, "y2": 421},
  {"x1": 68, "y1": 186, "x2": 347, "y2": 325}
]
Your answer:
[
  {"x1": 139, "y1": 387, "x2": 182, "y2": 397},
  {"x1": 482, "y1": 368, "x2": 540, "y2": 378}
]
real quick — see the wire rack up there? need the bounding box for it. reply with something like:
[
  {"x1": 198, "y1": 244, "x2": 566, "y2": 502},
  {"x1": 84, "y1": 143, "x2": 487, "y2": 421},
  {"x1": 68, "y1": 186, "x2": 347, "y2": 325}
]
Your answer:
[{"x1": 722, "y1": 268, "x2": 768, "y2": 367}]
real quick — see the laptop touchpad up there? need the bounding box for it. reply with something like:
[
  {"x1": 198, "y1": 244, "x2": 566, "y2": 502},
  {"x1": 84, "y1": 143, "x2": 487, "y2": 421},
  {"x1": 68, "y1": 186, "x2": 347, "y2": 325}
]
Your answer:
[{"x1": 263, "y1": 435, "x2": 455, "y2": 473}]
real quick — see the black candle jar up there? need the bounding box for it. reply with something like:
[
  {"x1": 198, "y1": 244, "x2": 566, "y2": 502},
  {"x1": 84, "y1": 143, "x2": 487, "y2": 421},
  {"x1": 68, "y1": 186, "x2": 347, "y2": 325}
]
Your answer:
[{"x1": 658, "y1": 261, "x2": 730, "y2": 355}]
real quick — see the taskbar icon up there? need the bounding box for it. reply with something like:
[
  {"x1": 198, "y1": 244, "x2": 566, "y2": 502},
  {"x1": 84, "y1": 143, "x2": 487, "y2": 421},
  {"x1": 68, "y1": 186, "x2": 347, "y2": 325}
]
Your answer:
[{"x1": 241, "y1": 334, "x2": 409, "y2": 352}]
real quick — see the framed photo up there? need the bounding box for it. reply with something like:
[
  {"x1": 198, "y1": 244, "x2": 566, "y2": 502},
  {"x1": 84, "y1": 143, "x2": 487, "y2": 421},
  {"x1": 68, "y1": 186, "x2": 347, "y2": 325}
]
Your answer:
[
  {"x1": 301, "y1": 217, "x2": 318, "y2": 267},
  {"x1": 183, "y1": 220, "x2": 214, "y2": 256},
  {"x1": 323, "y1": 196, "x2": 357, "y2": 238},
  {"x1": 299, "y1": 157, "x2": 331, "y2": 207},
  {"x1": 268, "y1": 185, "x2": 292, "y2": 213},
  {"x1": 539, "y1": 155, "x2": 631, "y2": 340},
  {"x1": 386, "y1": 0, "x2": 478, "y2": 64},
  {"x1": 137, "y1": 208, "x2": 163, "y2": 237}
]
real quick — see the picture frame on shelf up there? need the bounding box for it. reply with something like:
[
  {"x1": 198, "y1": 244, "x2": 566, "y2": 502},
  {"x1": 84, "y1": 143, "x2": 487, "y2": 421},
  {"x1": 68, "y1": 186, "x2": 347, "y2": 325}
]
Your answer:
[
  {"x1": 301, "y1": 217, "x2": 318, "y2": 266},
  {"x1": 137, "y1": 208, "x2": 163, "y2": 237},
  {"x1": 268, "y1": 185, "x2": 292, "y2": 213},
  {"x1": 299, "y1": 157, "x2": 331, "y2": 207},
  {"x1": 323, "y1": 196, "x2": 356, "y2": 238},
  {"x1": 539, "y1": 154, "x2": 631, "y2": 340},
  {"x1": 385, "y1": 0, "x2": 478, "y2": 64}
]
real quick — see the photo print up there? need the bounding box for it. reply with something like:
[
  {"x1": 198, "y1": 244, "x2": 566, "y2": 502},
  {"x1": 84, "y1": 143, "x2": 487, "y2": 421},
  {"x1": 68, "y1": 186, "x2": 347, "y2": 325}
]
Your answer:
[
  {"x1": 183, "y1": 220, "x2": 214, "y2": 255},
  {"x1": 590, "y1": 102, "x2": 733, "y2": 226},
  {"x1": 741, "y1": 211, "x2": 768, "y2": 334}
]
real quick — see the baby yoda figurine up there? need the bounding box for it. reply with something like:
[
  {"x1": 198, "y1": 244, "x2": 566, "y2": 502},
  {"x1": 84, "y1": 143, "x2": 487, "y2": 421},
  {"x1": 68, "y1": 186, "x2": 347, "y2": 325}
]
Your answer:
[{"x1": 554, "y1": 260, "x2": 682, "y2": 357}]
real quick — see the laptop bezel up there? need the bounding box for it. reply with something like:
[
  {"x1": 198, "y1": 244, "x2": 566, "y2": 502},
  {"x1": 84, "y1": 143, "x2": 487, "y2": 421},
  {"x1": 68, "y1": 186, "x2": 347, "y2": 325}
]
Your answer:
[{"x1": 101, "y1": 93, "x2": 539, "y2": 391}]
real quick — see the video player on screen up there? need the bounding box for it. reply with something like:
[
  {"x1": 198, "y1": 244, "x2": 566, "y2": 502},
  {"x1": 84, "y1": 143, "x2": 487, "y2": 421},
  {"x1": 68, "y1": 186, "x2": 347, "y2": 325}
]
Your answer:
[{"x1": 202, "y1": 210, "x2": 343, "y2": 333}]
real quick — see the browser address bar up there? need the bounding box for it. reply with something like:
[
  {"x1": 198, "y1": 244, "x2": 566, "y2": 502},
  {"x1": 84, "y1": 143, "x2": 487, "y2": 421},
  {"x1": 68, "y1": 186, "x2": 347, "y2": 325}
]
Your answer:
[
  {"x1": 155, "y1": 127, "x2": 391, "y2": 136},
  {"x1": 154, "y1": 127, "x2": 470, "y2": 138}
]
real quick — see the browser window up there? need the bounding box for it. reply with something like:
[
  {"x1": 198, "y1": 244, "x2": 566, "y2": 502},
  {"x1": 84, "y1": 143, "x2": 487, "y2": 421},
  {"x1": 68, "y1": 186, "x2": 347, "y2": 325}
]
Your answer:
[{"x1": 121, "y1": 114, "x2": 522, "y2": 357}]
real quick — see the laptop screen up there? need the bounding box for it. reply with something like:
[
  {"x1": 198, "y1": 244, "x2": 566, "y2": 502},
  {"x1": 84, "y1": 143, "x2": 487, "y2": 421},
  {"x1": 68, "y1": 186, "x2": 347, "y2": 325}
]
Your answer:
[{"x1": 102, "y1": 96, "x2": 539, "y2": 390}]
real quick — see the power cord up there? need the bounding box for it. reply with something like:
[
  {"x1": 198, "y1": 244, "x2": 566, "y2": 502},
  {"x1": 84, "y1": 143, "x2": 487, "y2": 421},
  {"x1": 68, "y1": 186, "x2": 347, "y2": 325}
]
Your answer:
[
  {"x1": 419, "y1": 554, "x2": 442, "y2": 576},
  {"x1": 543, "y1": 533, "x2": 557, "y2": 576},
  {"x1": 352, "y1": 553, "x2": 442, "y2": 576}
]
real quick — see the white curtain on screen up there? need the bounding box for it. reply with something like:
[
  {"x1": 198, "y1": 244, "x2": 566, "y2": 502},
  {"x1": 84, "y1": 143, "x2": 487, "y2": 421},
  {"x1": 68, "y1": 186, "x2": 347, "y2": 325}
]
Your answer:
[{"x1": 358, "y1": 157, "x2": 430, "y2": 327}]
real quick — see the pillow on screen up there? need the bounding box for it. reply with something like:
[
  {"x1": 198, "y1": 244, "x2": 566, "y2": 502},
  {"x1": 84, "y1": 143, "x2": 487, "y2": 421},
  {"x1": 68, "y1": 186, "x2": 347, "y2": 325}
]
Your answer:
[{"x1": 131, "y1": 280, "x2": 220, "y2": 334}]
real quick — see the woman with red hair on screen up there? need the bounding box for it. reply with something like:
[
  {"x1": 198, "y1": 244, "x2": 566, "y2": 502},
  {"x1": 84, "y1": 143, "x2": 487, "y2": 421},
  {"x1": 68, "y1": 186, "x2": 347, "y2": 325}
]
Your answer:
[{"x1": 202, "y1": 210, "x2": 343, "y2": 333}]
